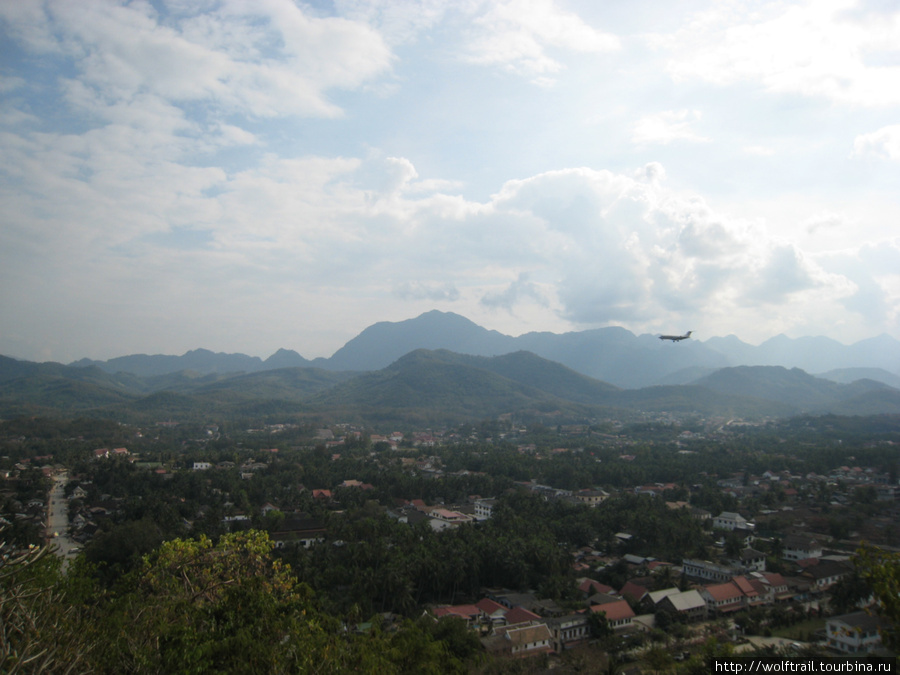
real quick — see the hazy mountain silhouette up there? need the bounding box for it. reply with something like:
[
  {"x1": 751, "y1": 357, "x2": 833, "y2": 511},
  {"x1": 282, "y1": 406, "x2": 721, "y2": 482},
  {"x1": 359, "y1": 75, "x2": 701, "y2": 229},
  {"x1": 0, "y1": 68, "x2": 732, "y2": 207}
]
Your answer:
[
  {"x1": 693, "y1": 366, "x2": 899, "y2": 413},
  {"x1": 62, "y1": 310, "x2": 900, "y2": 389},
  {"x1": 818, "y1": 367, "x2": 900, "y2": 389},
  {"x1": 326, "y1": 310, "x2": 516, "y2": 371},
  {"x1": 5, "y1": 347, "x2": 900, "y2": 422}
]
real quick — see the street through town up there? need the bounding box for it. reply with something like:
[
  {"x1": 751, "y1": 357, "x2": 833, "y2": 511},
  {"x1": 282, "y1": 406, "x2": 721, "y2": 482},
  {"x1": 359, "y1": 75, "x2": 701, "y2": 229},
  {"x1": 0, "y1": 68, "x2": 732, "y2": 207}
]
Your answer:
[{"x1": 46, "y1": 472, "x2": 79, "y2": 568}]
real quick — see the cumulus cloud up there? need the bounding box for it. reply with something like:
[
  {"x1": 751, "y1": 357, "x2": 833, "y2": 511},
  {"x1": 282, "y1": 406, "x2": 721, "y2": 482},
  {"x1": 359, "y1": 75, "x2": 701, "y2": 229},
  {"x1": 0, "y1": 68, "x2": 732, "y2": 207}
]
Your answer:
[
  {"x1": 1, "y1": 0, "x2": 393, "y2": 121},
  {"x1": 659, "y1": 0, "x2": 900, "y2": 107},
  {"x1": 817, "y1": 240, "x2": 900, "y2": 328},
  {"x1": 1, "y1": 126, "x2": 894, "y2": 356},
  {"x1": 475, "y1": 164, "x2": 870, "y2": 336},
  {"x1": 461, "y1": 0, "x2": 619, "y2": 83},
  {"x1": 1, "y1": 0, "x2": 897, "y2": 360}
]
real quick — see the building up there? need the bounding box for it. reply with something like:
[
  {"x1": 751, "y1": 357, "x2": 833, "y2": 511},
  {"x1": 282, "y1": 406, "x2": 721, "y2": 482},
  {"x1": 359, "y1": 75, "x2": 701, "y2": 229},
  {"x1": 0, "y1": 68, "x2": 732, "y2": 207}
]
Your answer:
[
  {"x1": 700, "y1": 581, "x2": 746, "y2": 614},
  {"x1": 428, "y1": 508, "x2": 473, "y2": 531},
  {"x1": 546, "y1": 614, "x2": 591, "y2": 653},
  {"x1": 683, "y1": 558, "x2": 748, "y2": 583},
  {"x1": 432, "y1": 604, "x2": 483, "y2": 626},
  {"x1": 736, "y1": 547, "x2": 766, "y2": 572},
  {"x1": 658, "y1": 590, "x2": 707, "y2": 622},
  {"x1": 475, "y1": 598, "x2": 508, "y2": 626},
  {"x1": 269, "y1": 514, "x2": 326, "y2": 549},
  {"x1": 492, "y1": 623, "x2": 554, "y2": 658},
  {"x1": 590, "y1": 599, "x2": 635, "y2": 631},
  {"x1": 573, "y1": 489, "x2": 609, "y2": 507},
  {"x1": 802, "y1": 560, "x2": 851, "y2": 591},
  {"x1": 645, "y1": 587, "x2": 707, "y2": 622},
  {"x1": 713, "y1": 512, "x2": 754, "y2": 532},
  {"x1": 783, "y1": 535, "x2": 823, "y2": 561},
  {"x1": 474, "y1": 498, "x2": 497, "y2": 520},
  {"x1": 826, "y1": 612, "x2": 885, "y2": 654}
]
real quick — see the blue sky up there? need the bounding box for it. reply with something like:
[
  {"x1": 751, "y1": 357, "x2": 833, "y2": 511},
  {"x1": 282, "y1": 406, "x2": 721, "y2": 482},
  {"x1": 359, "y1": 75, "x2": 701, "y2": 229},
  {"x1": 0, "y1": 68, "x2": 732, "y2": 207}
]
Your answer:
[{"x1": 2, "y1": 0, "x2": 899, "y2": 363}]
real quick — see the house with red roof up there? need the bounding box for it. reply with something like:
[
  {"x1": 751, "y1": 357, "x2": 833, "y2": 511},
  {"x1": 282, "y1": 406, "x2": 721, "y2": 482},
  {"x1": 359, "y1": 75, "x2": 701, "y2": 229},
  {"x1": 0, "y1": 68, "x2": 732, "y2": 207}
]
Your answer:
[
  {"x1": 428, "y1": 508, "x2": 473, "y2": 531},
  {"x1": 505, "y1": 607, "x2": 542, "y2": 626},
  {"x1": 619, "y1": 580, "x2": 649, "y2": 604},
  {"x1": 475, "y1": 598, "x2": 508, "y2": 626},
  {"x1": 700, "y1": 580, "x2": 747, "y2": 614},
  {"x1": 577, "y1": 578, "x2": 615, "y2": 597},
  {"x1": 432, "y1": 604, "x2": 483, "y2": 625},
  {"x1": 590, "y1": 599, "x2": 635, "y2": 630}
]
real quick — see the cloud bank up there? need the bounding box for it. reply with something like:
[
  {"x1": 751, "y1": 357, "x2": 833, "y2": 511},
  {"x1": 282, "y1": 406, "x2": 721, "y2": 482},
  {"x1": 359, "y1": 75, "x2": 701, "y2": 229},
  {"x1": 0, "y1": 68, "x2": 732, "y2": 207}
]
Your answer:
[{"x1": 1, "y1": 0, "x2": 899, "y2": 361}]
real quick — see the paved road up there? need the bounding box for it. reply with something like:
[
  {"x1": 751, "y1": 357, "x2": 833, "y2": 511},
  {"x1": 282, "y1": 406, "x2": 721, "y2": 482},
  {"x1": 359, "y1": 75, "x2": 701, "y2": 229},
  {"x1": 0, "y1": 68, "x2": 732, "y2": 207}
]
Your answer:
[{"x1": 46, "y1": 473, "x2": 79, "y2": 567}]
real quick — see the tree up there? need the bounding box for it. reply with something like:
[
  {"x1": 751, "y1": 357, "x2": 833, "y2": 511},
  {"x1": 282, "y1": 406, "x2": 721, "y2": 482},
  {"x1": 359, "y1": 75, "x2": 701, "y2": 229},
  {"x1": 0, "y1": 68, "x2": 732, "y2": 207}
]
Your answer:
[
  {"x1": 94, "y1": 530, "x2": 338, "y2": 673},
  {"x1": 588, "y1": 611, "x2": 613, "y2": 640},
  {"x1": 829, "y1": 569, "x2": 872, "y2": 614},
  {"x1": 89, "y1": 529, "x2": 455, "y2": 674},
  {"x1": 0, "y1": 537, "x2": 94, "y2": 674},
  {"x1": 644, "y1": 645, "x2": 674, "y2": 673},
  {"x1": 855, "y1": 544, "x2": 900, "y2": 652}
]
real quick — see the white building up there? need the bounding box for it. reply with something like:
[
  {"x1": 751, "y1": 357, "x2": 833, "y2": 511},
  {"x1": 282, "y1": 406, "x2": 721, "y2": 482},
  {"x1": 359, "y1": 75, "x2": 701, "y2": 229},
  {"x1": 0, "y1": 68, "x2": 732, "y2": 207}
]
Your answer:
[
  {"x1": 783, "y1": 535, "x2": 823, "y2": 561},
  {"x1": 474, "y1": 498, "x2": 497, "y2": 520},
  {"x1": 713, "y1": 512, "x2": 754, "y2": 532},
  {"x1": 428, "y1": 508, "x2": 473, "y2": 531},
  {"x1": 826, "y1": 612, "x2": 884, "y2": 654}
]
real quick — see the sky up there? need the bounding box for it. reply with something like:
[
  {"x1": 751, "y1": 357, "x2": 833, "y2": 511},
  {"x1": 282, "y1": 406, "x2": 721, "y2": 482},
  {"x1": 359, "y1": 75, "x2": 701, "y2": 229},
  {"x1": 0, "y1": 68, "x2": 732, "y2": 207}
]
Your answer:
[{"x1": 2, "y1": 0, "x2": 900, "y2": 363}]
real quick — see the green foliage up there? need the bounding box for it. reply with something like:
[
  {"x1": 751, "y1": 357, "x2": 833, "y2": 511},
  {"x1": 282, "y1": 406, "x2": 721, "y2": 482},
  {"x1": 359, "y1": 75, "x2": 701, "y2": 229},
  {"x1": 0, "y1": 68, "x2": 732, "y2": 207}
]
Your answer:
[
  {"x1": 855, "y1": 543, "x2": 900, "y2": 652},
  {"x1": 0, "y1": 537, "x2": 94, "y2": 674},
  {"x1": 828, "y1": 568, "x2": 872, "y2": 614}
]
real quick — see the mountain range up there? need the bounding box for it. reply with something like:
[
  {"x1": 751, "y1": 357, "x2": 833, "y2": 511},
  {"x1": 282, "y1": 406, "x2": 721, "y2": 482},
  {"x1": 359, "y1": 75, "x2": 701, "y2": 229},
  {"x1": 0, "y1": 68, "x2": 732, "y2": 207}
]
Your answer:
[
  {"x1": 68, "y1": 310, "x2": 900, "y2": 389},
  {"x1": 2, "y1": 311, "x2": 899, "y2": 424}
]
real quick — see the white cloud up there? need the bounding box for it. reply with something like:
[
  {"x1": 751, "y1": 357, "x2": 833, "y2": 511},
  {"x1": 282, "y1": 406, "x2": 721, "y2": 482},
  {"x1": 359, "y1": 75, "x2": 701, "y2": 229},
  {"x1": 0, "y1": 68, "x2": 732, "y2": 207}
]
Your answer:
[
  {"x1": 660, "y1": 0, "x2": 900, "y2": 107},
  {"x1": 1, "y1": 0, "x2": 898, "y2": 360},
  {"x1": 480, "y1": 272, "x2": 548, "y2": 311},
  {"x1": 393, "y1": 280, "x2": 461, "y2": 302},
  {"x1": 804, "y1": 210, "x2": 846, "y2": 235},
  {"x1": 818, "y1": 240, "x2": 900, "y2": 327},
  {"x1": 332, "y1": 0, "x2": 451, "y2": 46},
  {"x1": 632, "y1": 109, "x2": 710, "y2": 146},
  {"x1": 852, "y1": 124, "x2": 900, "y2": 159},
  {"x1": 3, "y1": 0, "x2": 394, "y2": 120},
  {"x1": 462, "y1": 0, "x2": 619, "y2": 82},
  {"x1": 1, "y1": 127, "x2": 895, "y2": 357}
]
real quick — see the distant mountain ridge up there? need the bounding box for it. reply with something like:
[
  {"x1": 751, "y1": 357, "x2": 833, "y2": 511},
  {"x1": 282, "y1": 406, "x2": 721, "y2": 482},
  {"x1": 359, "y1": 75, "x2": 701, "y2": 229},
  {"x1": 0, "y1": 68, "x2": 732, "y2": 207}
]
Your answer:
[
  {"x1": 65, "y1": 310, "x2": 900, "y2": 389},
  {"x1": 5, "y1": 349, "x2": 900, "y2": 424}
]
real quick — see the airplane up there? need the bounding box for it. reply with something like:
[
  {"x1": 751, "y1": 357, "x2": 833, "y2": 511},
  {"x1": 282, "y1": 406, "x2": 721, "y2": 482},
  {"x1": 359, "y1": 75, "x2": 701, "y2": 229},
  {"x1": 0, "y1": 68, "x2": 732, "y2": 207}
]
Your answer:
[{"x1": 659, "y1": 331, "x2": 692, "y2": 342}]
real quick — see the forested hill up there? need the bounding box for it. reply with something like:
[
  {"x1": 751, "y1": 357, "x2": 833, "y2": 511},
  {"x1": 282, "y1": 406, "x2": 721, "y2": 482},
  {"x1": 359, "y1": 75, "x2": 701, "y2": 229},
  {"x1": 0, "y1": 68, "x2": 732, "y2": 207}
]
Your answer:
[
  {"x1": 66, "y1": 310, "x2": 900, "y2": 389},
  {"x1": 4, "y1": 349, "x2": 900, "y2": 425}
]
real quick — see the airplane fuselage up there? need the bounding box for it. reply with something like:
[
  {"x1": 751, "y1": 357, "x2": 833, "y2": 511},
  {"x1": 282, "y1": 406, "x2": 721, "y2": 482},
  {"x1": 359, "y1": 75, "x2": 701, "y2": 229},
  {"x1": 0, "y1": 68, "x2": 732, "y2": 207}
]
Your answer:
[{"x1": 659, "y1": 331, "x2": 692, "y2": 342}]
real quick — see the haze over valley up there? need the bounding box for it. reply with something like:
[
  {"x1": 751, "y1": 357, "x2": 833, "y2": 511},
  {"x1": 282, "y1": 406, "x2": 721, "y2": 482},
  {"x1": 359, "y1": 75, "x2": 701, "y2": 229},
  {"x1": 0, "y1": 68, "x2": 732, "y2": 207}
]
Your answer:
[
  {"x1": 3, "y1": 311, "x2": 899, "y2": 424},
  {"x1": 3, "y1": 3, "x2": 900, "y2": 670}
]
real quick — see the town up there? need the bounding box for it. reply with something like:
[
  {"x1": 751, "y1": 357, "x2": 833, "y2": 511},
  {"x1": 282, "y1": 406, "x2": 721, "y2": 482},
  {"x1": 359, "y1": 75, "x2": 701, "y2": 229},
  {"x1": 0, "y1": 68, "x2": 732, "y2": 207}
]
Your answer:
[{"x1": 2, "y1": 412, "x2": 898, "y2": 672}]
